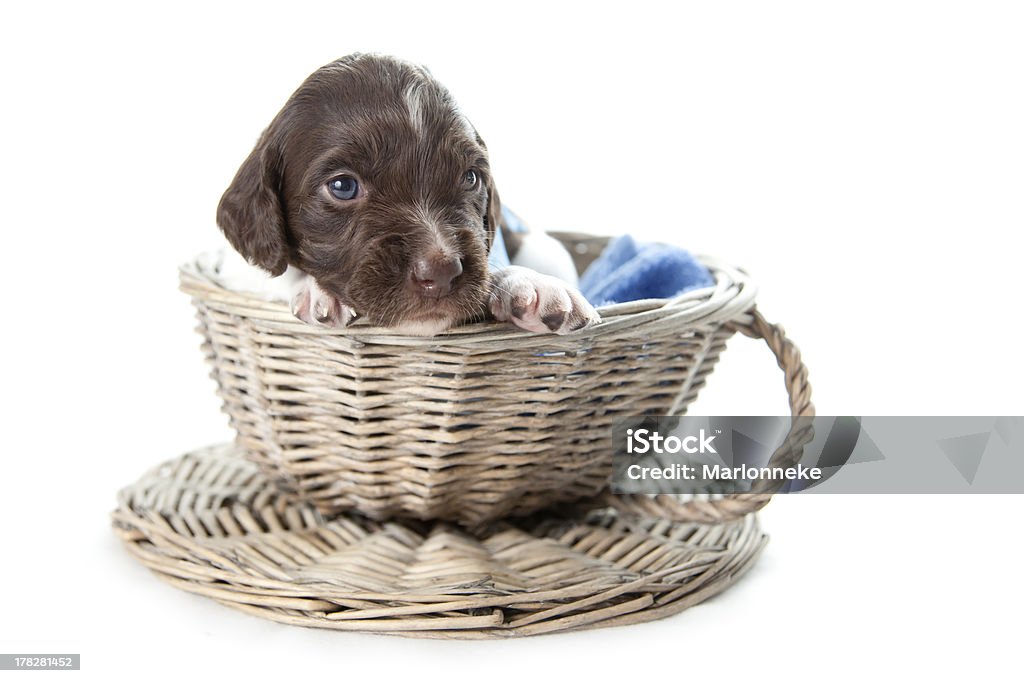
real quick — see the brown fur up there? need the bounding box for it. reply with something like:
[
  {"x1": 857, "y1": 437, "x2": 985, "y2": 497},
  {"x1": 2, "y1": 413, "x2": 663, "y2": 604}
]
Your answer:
[{"x1": 217, "y1": 54, "x2": 503, "y2": 329}]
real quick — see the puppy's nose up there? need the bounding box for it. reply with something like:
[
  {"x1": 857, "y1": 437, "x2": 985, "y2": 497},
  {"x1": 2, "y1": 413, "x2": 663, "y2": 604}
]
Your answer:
[{"x1": 411, "y1": 257, "x2": 463, "y2": 297}]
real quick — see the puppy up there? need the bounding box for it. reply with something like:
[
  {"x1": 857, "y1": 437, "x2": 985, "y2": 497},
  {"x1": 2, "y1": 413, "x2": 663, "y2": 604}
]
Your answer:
[{"x1": 216, "y1": 54, "x2": 598, "y2": 336}]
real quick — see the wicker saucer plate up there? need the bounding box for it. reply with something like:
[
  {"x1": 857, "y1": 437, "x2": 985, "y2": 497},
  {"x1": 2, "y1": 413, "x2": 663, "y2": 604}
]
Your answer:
[{"x1": 112, "y1": 444, "x2": 768, "y2": 638}]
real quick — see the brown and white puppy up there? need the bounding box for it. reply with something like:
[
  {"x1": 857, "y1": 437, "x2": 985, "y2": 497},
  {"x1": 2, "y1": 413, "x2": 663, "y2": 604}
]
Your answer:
[{"x1": 216, "y1": 53, "x2": 598, "y2": 336}]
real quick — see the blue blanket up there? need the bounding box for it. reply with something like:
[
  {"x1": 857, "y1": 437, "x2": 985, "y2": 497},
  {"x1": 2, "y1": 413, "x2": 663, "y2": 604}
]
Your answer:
[{"x1": 490, "y1": 207, "x2": 714, "y2": 306}]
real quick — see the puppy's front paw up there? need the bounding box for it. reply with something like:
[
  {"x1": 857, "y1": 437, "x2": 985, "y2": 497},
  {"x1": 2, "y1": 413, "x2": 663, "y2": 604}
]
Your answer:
[
  {"x1": 490, "y1": 266, "x2": 600, "y2": 334},
  {"x1": 290, "y1": 276, "x2": 357, "y2": 328}
]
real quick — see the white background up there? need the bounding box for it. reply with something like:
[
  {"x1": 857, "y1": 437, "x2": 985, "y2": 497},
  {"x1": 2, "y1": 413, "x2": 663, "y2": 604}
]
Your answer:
[{"x1": 1, "y1": 1, "x2": 1022, "y2": 680}]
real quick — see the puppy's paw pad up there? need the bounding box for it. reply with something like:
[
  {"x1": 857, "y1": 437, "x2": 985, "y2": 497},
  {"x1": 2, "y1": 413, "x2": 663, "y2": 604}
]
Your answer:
[
  {"x1": 540, "y1": 309, "x2": 566, "y2": 331},
  {"x1": 509, "y1": 293, "x2": 538, "y2": 320},
  {"x1": 290, "y1": 278, "x2": 356, "y2": 328},
  {"x1": 490, "y1": 267, "x2": 600, "y2": 335}
]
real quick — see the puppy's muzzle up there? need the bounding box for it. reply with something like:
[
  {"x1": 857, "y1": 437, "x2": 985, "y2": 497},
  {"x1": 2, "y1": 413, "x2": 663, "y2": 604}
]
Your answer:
[{"x1": 410, "y1": 256, "x2": 463, "y2": 298}]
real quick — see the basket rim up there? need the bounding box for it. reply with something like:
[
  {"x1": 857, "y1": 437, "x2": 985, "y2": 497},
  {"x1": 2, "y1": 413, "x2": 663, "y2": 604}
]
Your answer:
[{"x1": 180, "y1": 249, "x2": 758, "y2": 346}]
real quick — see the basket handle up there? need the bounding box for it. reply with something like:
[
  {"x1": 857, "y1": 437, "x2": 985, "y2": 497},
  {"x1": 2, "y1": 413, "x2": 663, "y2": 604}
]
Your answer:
[{"x1": 598, "y1": 307, "x2": 816, "y2": 524}]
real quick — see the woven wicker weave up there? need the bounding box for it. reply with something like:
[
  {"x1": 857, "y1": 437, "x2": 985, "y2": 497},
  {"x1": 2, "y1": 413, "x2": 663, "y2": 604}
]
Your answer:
[
  {"x1": 112, "y1": 444, "x2": 768, "y2": 638},
  {"x1": 180, "y1": 233, "x2": 813, "y2": 526}
]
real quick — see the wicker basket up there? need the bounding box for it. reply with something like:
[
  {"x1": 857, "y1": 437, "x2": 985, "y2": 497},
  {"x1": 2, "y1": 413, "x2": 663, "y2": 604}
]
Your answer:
[
  {"x1": 112, "y1": 443, "x2": 769, "y2": 637},
  {"x1": 180, "y1": 232, "x2": 813, "y2": 527}
]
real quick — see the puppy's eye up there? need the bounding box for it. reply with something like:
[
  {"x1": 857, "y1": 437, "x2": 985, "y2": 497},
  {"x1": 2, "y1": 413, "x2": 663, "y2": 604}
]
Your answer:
[
  {"x1": 462, "y1": 169, "x2": 479, "y2": 190},
  {"x1": 327, "y1": 175, "x2": 360, "y2": 201}
]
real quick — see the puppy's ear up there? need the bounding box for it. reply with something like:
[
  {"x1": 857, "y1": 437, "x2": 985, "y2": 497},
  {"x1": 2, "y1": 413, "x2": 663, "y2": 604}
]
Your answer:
[
  {"x1": 216, "y1": 130, "x2": 289, "y2": 276},
  {"x1": 471, "y1": 129, "x2": 502, "y2": 252},
  {"x1": 484, "y1": 173, "x2": 501, "y2": 252}
]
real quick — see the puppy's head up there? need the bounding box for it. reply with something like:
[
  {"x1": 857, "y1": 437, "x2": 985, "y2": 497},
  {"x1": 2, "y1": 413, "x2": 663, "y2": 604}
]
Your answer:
[{"x1": 217, "y1": 54, "x2": 501, "y2": 333}]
